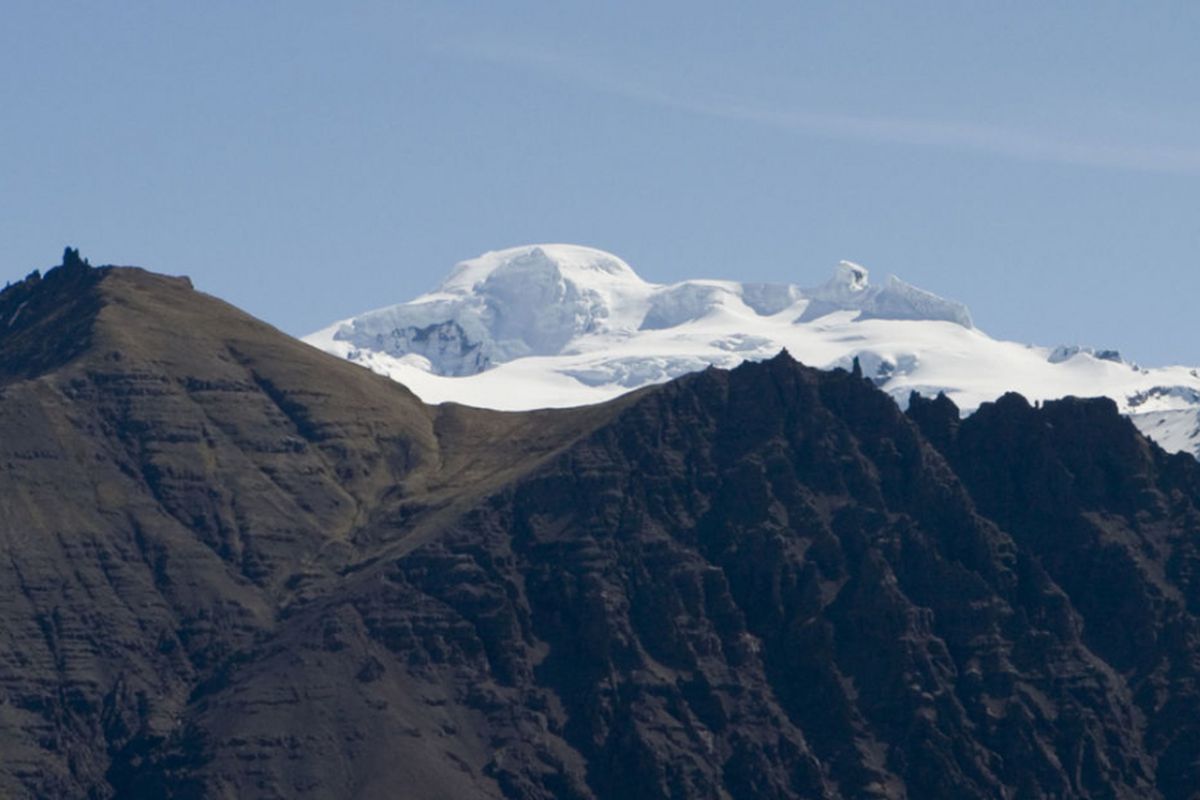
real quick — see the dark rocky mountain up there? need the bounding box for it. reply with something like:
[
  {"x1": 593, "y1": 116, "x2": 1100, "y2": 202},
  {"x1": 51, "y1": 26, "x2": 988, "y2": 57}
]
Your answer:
[{"x1": 2, "y1": 254, "x2": 1200, "y2": 799}]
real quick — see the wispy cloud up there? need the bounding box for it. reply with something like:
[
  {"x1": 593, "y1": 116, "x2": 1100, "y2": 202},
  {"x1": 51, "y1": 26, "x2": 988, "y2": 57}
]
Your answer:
[{"x1": 437, "y1": 39, "x2": 1200, "y2": 176}]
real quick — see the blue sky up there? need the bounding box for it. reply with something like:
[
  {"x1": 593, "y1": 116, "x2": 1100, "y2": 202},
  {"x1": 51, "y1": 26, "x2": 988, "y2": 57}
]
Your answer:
[{"x1": 4, "y1": 2, "x2": 1199, "y2": 364}]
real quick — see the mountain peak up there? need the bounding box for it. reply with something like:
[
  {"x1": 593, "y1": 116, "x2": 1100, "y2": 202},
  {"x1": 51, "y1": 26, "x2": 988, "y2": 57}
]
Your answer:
[
  {"x1": 307, "y1": 246, "x2": 977, "y2": 388},
  {"x1": 305, "y1": 244, "x2": 1200, "y2": 460},
  {"x1": 833, "y1": 260, "x2": 870, "y2": 292},
  {"x1": 0, "y1": 252, "x2": 110, "y2": 384},
  {"x1": 302, "y1": 247, "x2": 986, "y2": 408},
  {"x1": 800, "y1": 260, "x2": 973, "y2": 327},
  {"x1": 61, "y1": 246, "x2": 91, "y2": 271},
  {"x1": 309, "y1": 244, "x2": 658, "y2": 380},
  {"x1": 435, "y1": 243, "x2": 646, "y2": 297}
]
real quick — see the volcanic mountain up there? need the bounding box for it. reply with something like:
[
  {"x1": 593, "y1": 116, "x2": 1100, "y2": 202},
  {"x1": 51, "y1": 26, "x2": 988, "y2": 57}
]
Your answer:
[
  {"x1": 307, "y1": 244, "x2": 1200, "y2": 457},
  {"x1": 4, "y1": 251, "x2": 1200, "y2": 799}
]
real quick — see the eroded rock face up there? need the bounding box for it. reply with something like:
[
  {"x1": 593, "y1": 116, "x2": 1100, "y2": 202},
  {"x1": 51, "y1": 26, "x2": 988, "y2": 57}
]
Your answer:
[{"x1": 3, "y1": 260, "x2": 1200, "y2": 798}]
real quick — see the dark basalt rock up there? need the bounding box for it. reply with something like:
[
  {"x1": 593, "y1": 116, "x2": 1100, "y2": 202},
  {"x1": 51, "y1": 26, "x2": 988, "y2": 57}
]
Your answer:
[
  {"x1": 0, "y1": 248, "x2": 106, "y2": 383},
  {"x1": 1, "y1": 259, "x2": 1200, "y2": 798}
]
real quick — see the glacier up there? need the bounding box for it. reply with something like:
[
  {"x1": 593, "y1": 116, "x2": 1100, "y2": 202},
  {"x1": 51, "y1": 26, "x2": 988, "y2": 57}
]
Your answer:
[{"x1": 306, "y1": 244, "x2": 1200, "y2": 458}]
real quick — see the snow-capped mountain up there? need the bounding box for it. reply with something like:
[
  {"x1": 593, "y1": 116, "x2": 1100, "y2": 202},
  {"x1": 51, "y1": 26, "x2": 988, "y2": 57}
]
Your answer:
[{"x1": 305, "y1": 244, "x2": 1200, "y2": 457}]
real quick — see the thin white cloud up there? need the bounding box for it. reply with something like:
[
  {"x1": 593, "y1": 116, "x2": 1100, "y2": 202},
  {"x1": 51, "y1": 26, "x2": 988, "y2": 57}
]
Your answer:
[{"x1": 437, "y1": 38, "x2": 1200, "y2": 176}]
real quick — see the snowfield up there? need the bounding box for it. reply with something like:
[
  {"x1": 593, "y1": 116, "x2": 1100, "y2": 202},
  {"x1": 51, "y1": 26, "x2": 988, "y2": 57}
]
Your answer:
[{"x1": 306, "y1": 244, "x2": 1200, "y2": 457}]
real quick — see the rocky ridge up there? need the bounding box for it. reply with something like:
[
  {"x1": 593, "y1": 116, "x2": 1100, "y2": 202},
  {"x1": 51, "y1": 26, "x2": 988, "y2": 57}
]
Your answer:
[{"x1": 2, "y1": 254, "x2": 1200, "y2": 798}]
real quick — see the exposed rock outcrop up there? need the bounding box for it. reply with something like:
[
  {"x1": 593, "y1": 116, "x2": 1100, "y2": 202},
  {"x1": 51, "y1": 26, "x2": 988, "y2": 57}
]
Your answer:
[{"x1": 2, "y1": 257, "x2": 1200, "y2": 798}]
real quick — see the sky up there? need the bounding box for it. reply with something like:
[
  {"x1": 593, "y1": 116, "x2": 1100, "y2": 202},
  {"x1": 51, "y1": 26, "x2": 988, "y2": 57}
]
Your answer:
[{"x1": 3, "y1": 2, "x2": 1199, "y2": 365}]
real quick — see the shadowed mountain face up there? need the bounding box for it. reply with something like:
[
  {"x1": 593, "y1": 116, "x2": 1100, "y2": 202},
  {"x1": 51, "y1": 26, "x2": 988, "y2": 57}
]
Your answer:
[{"x1": 3, "y1": 258, "x2": 1200, "y2": 799}]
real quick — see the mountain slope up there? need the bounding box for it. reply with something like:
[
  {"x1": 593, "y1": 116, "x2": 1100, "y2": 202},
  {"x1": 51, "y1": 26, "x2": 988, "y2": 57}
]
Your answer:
[
  {"x1": 0, "y1": 256, "x2": 630, "y2": 798},
  {"x1": 306, "y1": 244, "x2": 1200, "y2": 457},
  {"x1": 5, "y1": 254, "x2": 1200, "y2": 797}
]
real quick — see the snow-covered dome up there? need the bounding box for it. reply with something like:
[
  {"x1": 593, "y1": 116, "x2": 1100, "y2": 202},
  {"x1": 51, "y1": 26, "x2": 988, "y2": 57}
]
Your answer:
[
  {"x1": 307, "y1": 247, "x2": 977, "y2": 382},
  {"x1": 304, "y1": 244, "x2": 1200, "y2": 461},
  {"x1": 435, "y1": 244, "x2": 643, "y2": 296},
  {"x1": 309, "y1": 244, "x2": 654, "y2": 376}
]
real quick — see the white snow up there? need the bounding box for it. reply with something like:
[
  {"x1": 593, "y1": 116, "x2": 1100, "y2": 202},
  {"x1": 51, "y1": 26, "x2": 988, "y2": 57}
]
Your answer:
[{"x1": 304, "y1": 244, "x2": 1200, "y2": 458}]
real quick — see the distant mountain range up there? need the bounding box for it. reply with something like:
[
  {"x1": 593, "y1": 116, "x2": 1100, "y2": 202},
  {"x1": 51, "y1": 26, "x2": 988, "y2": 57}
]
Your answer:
[{"x1": 307, "y1": 244, "x2": 1200, "y2": 457}]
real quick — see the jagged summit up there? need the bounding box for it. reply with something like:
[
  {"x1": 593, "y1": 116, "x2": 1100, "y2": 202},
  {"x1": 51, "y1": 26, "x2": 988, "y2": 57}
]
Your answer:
[
  {"x1": 800, "y1": 261, "x2": 973, "y2": 326},
  {"x1": 825, "y1": 260, "x2": 870, "y2": 294},
  {"x1": 0, "y1": 248, "x2": 108, "y2": 383},
  {"x1": 60, "y1": 246, "x2": 90, "y2": 270}
]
